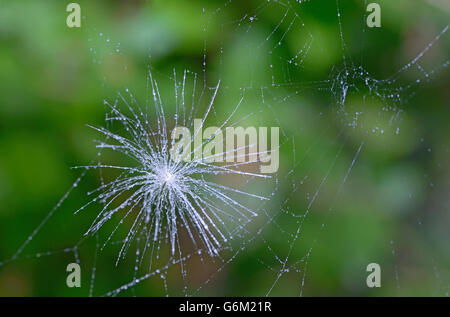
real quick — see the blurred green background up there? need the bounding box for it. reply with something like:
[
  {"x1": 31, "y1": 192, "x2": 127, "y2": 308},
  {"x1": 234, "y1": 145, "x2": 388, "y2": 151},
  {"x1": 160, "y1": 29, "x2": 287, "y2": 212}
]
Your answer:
[{"x1": 0, "y1": 0, "x2": 449, "y2": 296}]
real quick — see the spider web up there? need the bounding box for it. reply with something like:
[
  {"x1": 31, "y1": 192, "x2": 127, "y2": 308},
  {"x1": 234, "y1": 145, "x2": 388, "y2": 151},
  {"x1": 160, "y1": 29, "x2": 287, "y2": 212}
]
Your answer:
[{"x1": 1, "y1": 0, "x2": 449, "y2": 297}]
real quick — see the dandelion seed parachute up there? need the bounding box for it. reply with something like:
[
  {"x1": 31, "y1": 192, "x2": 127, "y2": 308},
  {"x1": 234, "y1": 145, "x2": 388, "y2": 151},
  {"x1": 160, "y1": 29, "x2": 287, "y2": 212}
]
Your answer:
[{"x1": 75, "y1": 71, "x2": 270, "y2": 264}]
